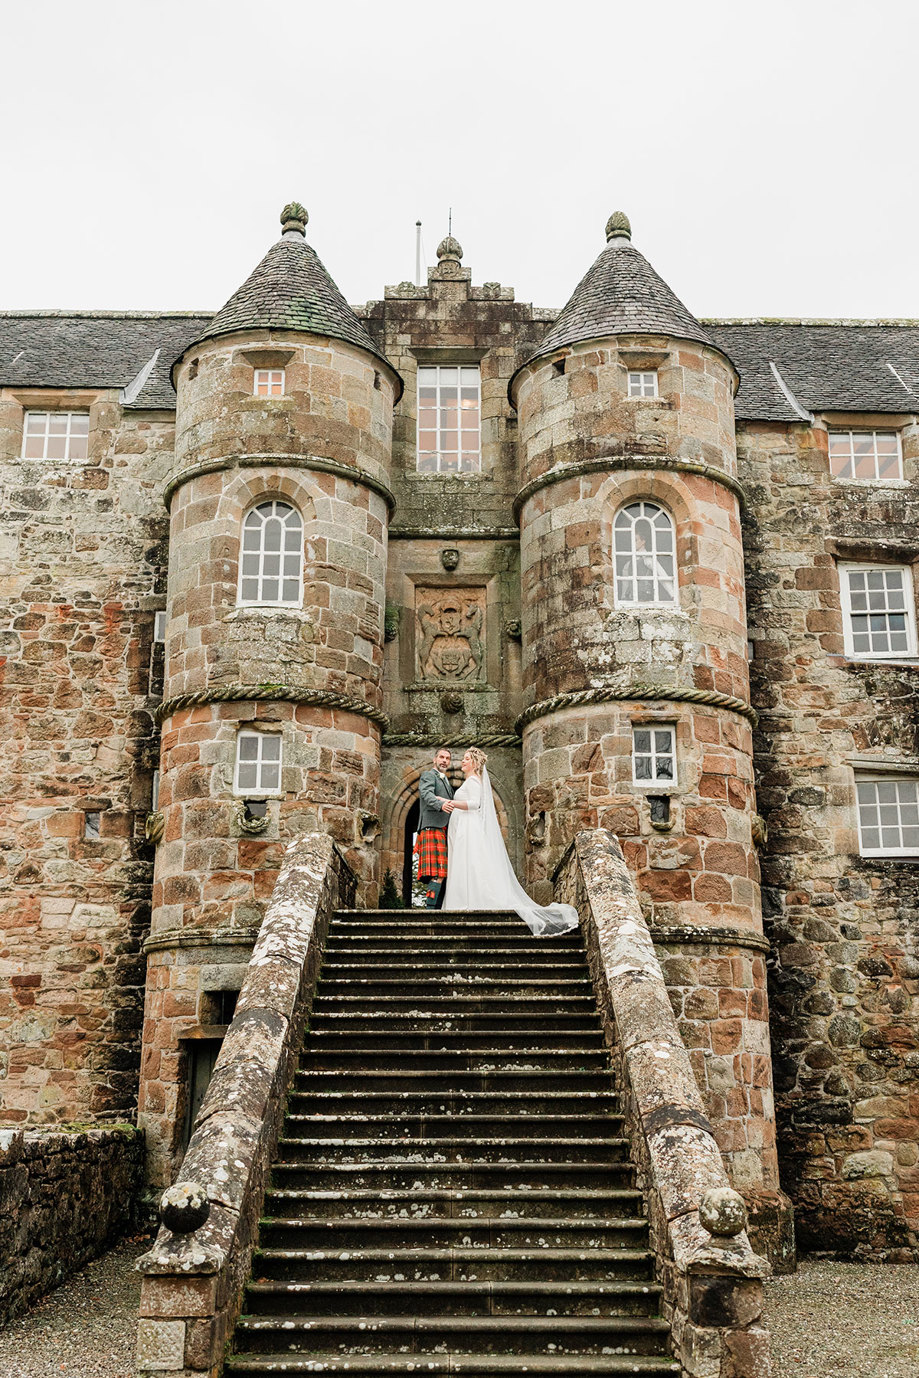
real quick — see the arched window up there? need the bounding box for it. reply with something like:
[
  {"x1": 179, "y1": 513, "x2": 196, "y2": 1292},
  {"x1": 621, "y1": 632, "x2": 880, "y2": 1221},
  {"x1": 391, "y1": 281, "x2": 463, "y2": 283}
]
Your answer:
[
  {"x1": 238, "y1": 500, "x2": 303, "y2": 606},
  {"x1": 613, "y1": 501, "x2": 677, "y2": 606}
]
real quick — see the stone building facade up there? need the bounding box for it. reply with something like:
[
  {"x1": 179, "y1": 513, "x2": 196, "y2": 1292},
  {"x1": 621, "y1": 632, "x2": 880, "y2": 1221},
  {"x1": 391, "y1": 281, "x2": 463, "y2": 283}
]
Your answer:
[{"x1": 1, "y1": 203, "x2": 917, "y2": 1259}]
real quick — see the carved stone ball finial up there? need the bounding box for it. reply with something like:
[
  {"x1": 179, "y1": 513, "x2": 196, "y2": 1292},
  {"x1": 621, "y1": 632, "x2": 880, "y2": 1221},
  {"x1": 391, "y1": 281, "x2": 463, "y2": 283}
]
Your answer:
[
  {"x1": 436, "y1": 234, "x2": 463, "y2": 263},
  {"x1": 160, "y1": 1181, "x2": 210, "y2": 1234},
  {"x1": 699, "y1": 1186, "x2": 747, "y2": 1238},
  {"x1": 281, "y1": 202, "x2": 309, "y2": 236},
  {"x1": 605, "y1": 210, "x2": 632, "y2": 242}
]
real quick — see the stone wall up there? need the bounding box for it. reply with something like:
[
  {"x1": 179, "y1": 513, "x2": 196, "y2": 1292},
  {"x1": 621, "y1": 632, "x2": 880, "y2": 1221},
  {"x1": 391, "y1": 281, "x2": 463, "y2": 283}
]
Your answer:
[
  {"x1": 0, "y1": 387, "x2": 176, "y2": 1122},
  {"x1": 0, "y1": 1123, "x2": 144, "y2": 1325},
  {"x1": 740, "y1": 414, "x2": 919, "y2": 1258}
]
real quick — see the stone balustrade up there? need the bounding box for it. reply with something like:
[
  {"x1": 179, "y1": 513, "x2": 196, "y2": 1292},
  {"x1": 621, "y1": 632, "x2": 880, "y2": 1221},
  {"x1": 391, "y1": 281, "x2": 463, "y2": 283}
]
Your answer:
[
  {"x1": 135, "y1": 832, "x2": 355, "y2": 1377},
  {"x1": 555, "y1": 829, "x2": 771, "y2": 1378}
]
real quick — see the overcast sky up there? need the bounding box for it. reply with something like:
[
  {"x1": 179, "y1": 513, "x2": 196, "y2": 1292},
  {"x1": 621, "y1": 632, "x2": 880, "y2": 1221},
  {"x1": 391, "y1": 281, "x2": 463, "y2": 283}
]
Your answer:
[{"x1": 2, "y1": 0, "x2": 917, "y2": 321}]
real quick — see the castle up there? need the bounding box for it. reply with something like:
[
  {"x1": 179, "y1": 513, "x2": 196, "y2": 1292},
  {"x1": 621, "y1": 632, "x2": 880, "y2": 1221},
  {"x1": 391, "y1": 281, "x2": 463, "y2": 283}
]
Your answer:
[{"x1": 2, "y1": 200, "x2": 918, "y2": 1270}]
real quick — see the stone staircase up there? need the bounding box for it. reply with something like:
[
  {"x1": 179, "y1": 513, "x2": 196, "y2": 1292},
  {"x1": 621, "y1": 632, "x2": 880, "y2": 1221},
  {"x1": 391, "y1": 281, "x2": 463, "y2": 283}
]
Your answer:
[{"x1": 224, "y1": 908, "x2": 679, "y2": 1375}]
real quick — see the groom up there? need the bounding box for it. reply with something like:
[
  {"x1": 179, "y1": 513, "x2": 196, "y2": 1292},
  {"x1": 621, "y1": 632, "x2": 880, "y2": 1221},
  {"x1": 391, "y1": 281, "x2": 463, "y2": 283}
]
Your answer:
[{"x1": 416, "y1": 747, "x2": 456, "y2": 909}]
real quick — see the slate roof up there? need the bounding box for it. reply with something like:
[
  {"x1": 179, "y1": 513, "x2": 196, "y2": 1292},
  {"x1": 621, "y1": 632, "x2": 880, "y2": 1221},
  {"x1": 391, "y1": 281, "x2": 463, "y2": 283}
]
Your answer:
[
  {"x1": 0, "y1": 312, "x2": 213, "y2": 409},
  {"x1": 1, "y1": 311, "x2": 917, "y2": 422},
  {"x1": 707, "y1": 322, "x2": 919, "y2": 422},
  {"x1": 521, "y1": 237, "x2": 717, "y2": 368},
  {"x1": 181, "y1": 234, "x2": 399, "y2": 391}
]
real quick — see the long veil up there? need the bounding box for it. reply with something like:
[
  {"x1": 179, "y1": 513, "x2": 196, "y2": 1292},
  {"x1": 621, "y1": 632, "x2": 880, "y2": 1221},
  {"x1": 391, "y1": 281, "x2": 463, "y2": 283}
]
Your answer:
[{"x1": 478, "y1": 767, "x2": 579, "y2": 937}]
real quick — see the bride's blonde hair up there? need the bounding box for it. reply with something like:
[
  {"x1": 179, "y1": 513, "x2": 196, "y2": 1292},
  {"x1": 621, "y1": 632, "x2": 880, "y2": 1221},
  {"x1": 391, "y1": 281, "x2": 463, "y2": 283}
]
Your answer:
[{"x1": 465, "y1": 746, "x2": 488, "y2": 776}]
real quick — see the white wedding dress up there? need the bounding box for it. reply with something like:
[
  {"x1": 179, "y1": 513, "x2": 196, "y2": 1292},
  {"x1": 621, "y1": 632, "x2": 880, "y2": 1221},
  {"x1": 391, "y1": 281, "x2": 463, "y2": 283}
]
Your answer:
[{"x1": 443, "y1": 767, "x2": 579, "y2": 937}]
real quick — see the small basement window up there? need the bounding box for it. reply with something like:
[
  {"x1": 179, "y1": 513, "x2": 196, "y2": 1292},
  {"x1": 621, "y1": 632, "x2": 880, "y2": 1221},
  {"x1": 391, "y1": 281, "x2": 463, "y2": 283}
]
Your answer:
[
  {"x1": 254, "y1": 368, "x2": 285, "y2": 397},
  {"x1": 234, "y1": 731, "x2": 282, "y2": 795},
  {"x1": 22, "y1": 411, "x2": 89, "y2": 460},
  {"x1": 856, "y1": 774, "x2": 919, "y2": 857},
  {"x1": 633, "y1": 725, "x2": 676, "y2": 784},
  {"x1": 628, "y1": 370, "x2": 658, "y2": 398}
]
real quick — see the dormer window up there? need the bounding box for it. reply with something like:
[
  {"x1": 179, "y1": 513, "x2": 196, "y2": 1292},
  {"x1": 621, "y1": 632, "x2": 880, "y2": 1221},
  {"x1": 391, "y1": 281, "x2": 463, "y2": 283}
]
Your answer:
[
  {"x1": 828, "y1": 430, "x2": 902, "y2": 482},
  {"x1": 627, "y1": 370, "x2": 658, "y2": 399},
  {"x1": 22, "y1": 411, "x2": 89, "y2": 460},
  {"x1": 417, "y1": 365, "x2": 481, "y2": 473},
  {"x1": 254, "y1": 368, "x2": 285, "y2": 397}
]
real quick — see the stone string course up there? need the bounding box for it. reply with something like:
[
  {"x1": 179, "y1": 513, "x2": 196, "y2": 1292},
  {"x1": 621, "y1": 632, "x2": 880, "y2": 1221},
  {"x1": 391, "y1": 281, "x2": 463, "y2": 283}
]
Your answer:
[
  {"x1": 0, "y1": 1124, "x2": 143, "y2": 1326},
  {"x1": 555, "y1": 830, "x2": 770, "y2": 1378}
]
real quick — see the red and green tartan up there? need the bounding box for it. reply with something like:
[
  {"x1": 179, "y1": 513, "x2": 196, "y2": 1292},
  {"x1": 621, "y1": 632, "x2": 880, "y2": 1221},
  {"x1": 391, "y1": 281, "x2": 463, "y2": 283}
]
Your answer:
[{"x1": 414, "y1": 827, "x2": 448, "y2": 880}]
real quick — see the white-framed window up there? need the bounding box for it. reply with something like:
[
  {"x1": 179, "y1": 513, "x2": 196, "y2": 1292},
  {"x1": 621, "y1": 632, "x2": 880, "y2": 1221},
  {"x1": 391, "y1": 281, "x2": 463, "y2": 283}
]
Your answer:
[
  {"x1": 154, "y1": 611, "x2": 167, "y2": 642},
  {"x1": 632, "y1": 725, "x2": 676, "y2": 784},
  {"x1": 22, "y1": 411, "x2": 89, "y2": 460},
  {"x1": 839, "y1": 563, "x2": 917, "y2": 660},
  {"x1": 254, "y1": 368, "x2": 285, "y2": 397},
  {"x1": 417, "y1": 364, "x2": 481, "y2": 473},
  {"x1": 856, "y1": 774, "x2": 919, "y2": 857},
  {"x1": 238, "y1": 500, "x2": 303, "y2": 606},
  {"x1": 613, "y1": 501, "x2": 677, "y2": 606},
  {"x1": 234, "y1": 731, "x2": 282, "y2": 796},
  {"x1": 628, "y1": 370, "x2": 658, "y2": 398},
  {"x1": 828, "y1": 430, "x2": 902, "y2": 482}
]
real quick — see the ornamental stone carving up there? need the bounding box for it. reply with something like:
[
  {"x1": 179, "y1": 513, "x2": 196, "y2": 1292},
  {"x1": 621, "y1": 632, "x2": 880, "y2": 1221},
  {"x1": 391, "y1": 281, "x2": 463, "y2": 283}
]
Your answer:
[{"x1": 416, "y1": 588, "x2": 485, "y2": 683}]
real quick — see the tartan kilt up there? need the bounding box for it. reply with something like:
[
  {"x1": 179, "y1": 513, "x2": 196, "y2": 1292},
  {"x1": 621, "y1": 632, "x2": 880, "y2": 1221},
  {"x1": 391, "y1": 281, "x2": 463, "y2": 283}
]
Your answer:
[{"x1": 414, "y1": 827, "x2": 448, "y2": 880}]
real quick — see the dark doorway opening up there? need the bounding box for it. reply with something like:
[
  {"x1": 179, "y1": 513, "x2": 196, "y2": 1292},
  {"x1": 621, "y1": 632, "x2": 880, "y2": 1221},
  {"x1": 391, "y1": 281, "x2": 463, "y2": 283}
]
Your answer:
[{"x1": 403, "y1": 800, "x2": 419, "y2": 907}]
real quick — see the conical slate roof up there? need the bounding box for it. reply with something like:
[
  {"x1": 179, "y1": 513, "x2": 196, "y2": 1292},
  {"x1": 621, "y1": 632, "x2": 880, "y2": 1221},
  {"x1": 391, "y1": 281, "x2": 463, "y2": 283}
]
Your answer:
[
  {"x1": 176, "y1": 203, "x2": 399, "y2": 389},
  {"x1": 524, "y1": 212, "x2": 717, "y2": 366}
]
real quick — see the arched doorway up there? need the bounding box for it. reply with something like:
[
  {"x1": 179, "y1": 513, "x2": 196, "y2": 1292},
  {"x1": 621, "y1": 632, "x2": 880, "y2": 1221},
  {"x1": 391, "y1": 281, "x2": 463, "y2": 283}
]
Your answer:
[{"x1": 402, "y1": 800, "x2": 420, "y2": 906}]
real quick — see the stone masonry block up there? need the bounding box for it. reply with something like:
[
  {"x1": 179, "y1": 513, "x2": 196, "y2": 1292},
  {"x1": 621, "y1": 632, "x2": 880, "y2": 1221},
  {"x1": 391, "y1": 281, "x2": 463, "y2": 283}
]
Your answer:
[{"x1": 136, "y1": 1318, "x2": 186, "y2": 1371}]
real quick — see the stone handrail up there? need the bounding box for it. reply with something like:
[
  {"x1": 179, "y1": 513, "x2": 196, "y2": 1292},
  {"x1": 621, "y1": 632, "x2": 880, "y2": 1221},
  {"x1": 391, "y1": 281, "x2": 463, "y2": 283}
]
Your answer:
[
  {"x1": 554, "y1": 830, "x2": 771, "y2": 1378},
  {"x1": 135, "y1": 832, "x2": 356, "y2": 1377}
]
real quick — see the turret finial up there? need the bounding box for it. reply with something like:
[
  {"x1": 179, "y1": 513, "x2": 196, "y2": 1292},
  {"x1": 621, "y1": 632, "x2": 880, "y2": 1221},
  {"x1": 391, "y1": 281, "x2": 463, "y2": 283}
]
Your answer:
[
  {"x1": 436, "y1": 234, "x2": 463, "y2": 264},
  {"x1": 605, "y1": 211, "x2": 631, "y2": 242},
  {"x1": 280, "y1": 202, "x2": 308, "y2": 237}
]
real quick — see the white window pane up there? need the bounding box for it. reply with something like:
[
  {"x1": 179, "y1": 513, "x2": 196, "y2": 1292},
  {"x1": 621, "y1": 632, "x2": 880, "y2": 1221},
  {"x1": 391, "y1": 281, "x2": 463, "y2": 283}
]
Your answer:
[{"x1": 237, "y1": 762, "x2": 258, "y2": 790}]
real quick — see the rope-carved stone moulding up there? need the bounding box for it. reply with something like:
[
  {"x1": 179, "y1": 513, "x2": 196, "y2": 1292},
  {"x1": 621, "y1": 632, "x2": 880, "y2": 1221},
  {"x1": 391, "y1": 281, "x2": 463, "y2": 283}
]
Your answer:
[
  {"x1": 515, "y1": 683, "x2": 758, "y2": 734},
  {"x1": 154, "y1": 683, "x2": 390, "y2": 729}
]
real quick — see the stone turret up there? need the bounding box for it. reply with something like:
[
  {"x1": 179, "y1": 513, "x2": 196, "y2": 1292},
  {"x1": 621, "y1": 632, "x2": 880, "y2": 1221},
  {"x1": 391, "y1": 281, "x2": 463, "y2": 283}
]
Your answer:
[
  {"x1": 139, "y1": 204, "x2": 400, "y2": 1182},
  {"x1": 511, "y1": 213, "x2": 792, "y2": 1261}
]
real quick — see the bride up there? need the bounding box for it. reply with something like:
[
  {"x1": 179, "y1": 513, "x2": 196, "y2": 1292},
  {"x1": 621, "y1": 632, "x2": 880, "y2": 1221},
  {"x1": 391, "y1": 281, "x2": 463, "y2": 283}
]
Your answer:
[{"x1": 442, "y1": 747, "x2": 579, "y2": 937}]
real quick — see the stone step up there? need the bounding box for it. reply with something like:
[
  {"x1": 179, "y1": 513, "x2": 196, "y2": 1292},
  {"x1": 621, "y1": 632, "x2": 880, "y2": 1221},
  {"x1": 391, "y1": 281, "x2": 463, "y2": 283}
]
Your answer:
[
  {"x1": 320, "y1": 965, "x2": 588, "y2": 982},
  {"x1": 327, "y1": 934, "x2": 584, "y2": 950},
  {"x1": 225, "y1": 1352, "x2": 679, "y2": 1375},
  {"x1": 282, "y1": 1113, "x2": 624, "y2": 1139},
  {"x1": 262, "y1": 1188, "x2": 644, "y2": 1220},
  {"x1": 270, "y1": 1160, "x2": 635, "y2": 1191},
  {"x1": 324, "y1": 945, "x2": 587, "y2": 962},
  {"x1": 312, "y1": 996, "x2": 598, "y2": 1015},
  {"x1": 249, "y1": 1245, "x2": 655, "y2": 1283},
  {"x1": 300, "y1": 1045, "x2": 609, "y2": 1070},
  {"x1": 231, "y1": 1313, "x2": 671, "y2": 1357},
  {"x1": 316, "y1": 979, "x2": 593, "y2": 997},
  {"x1": 292, "y1": 1067, "x2": 614, "y2": 1091},
  {"x1": 275, "y1": 1135, "x2": 631, "y2": 1163},
  {"x1": 243, "y1": 1277, "x2": 663, "y2": 1318},
  {"x1": 287, "y1": 1092, "x2": 619, "y2": 1118},
  {"x1": 308, "y1": 1012, "x2": 603, "y2": 1034},
  {"x1": 304, "y1": 1029, "x2": 607, "y2": 1050},
  {"x1": 257, "y1": 1216, "x2": 650, "y2": 1252}
]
